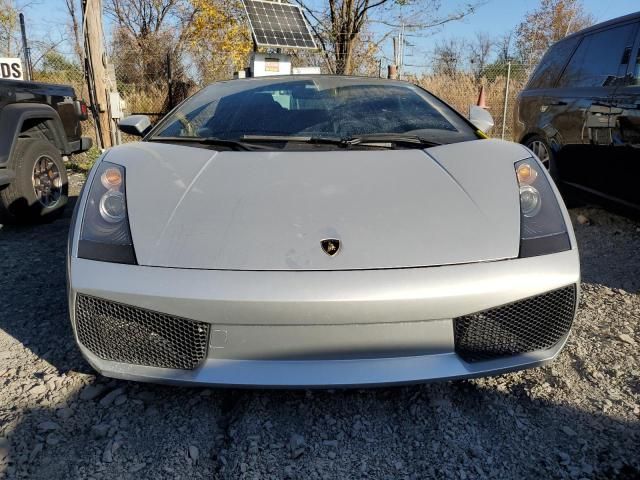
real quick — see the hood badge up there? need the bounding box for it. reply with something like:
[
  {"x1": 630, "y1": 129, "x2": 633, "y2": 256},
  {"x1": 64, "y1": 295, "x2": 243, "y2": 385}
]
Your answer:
[{"x1": 321, "y1": 239, "x2": 340, "y2": 256}]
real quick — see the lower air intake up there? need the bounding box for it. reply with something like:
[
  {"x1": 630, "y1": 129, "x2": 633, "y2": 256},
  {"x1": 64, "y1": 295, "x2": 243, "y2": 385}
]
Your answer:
[
  {"x1": 75, "y1": 295, "x2": 210, "y2": 370},
  {"x1": 453, "y1": 285, "x2": 576, "y2": 362}
]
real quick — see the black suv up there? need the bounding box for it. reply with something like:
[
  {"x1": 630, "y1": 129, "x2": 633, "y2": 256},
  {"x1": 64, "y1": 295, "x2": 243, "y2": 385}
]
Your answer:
[
  {"x1": 515, "y1": 12, "x2": 640, "y2": 213},
  {"x1": 0, "y1": 78, "x2": 92, "y2": 222}
]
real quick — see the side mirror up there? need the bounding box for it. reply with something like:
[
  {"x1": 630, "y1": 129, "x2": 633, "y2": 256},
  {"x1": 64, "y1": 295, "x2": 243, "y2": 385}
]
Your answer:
[
  {"x1": 118, "y1": 115, "x2": 152, "y2": 137},
  {"x1": 468, "y1": 106, "x2": 494, "y2": 134}
]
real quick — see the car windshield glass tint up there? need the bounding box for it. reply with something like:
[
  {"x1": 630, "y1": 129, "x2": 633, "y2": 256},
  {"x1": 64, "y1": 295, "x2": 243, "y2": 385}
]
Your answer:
[{"x1": 151, "y1": 78, "x2": 476, "y2": 144}]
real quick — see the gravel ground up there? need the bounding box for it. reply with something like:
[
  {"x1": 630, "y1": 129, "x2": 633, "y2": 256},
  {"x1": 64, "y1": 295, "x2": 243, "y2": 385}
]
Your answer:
[{"x1": 0, "y1": 174, "x2": 638, "y2": 479}]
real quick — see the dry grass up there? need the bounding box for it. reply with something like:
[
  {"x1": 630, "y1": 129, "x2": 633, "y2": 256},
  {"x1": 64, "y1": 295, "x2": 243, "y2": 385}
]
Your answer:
[
  {"x1": 119, "y1": 84, "x2": 167, "y2": 116},
  {"x1": 415, "y1": 72, "x2": 528, "y2": 140}
]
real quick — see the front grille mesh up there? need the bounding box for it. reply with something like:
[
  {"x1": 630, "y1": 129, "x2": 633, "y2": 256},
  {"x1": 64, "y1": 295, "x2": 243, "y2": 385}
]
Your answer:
[
  {"x1": 453, "y1": 286, "x2": 576, "y2": 362},
  {"x1": 75, "y1": 295, "x2": 210, "y2": 370}
]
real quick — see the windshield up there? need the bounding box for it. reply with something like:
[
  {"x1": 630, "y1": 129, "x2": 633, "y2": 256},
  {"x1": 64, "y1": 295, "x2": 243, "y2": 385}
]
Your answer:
[{"x1": 150, "y1": 76, "x2": 478, "y2": 148}]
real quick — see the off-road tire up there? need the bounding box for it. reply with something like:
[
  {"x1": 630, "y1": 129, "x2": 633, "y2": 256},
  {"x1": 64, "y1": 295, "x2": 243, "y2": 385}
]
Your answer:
[{"x1": 0, "y1": 138, "x2": 68, "y2": 223}]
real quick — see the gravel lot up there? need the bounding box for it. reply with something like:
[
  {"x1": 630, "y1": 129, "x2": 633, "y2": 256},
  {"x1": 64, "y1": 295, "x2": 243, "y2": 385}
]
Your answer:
[{"x1": 0, "y1": 174, "x2": 638, "y2": 479}]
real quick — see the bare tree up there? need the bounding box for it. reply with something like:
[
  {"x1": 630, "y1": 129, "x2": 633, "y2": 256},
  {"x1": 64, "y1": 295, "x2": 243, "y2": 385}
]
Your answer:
[
  {"x1": 496, "y1": 30, "x2": 514, "y2": 63},
  {"x1": 105, "y1": 0, "x2": 196, "y2": 82},
  {"x1": 302, "y1": 0, "x2": 390, "y2": 75},
  {"x1": 432, "y1": 37, "x2": 465, "y2": 77},
  {"x1": 515, "y1": 0, "x2": 594, "y2": 65},
  {"x1": 295, "y1": 0, "x2": 487, "y2": 75},
  {"x1": 106, "y1": 0, "x2": 187, "y2": 39},
  {"x1": 467, "y1": 31, "x2": 493, "y2": 79},
  {"x1": 64, "y1": 0, "x2": 83, "y2": 63}
]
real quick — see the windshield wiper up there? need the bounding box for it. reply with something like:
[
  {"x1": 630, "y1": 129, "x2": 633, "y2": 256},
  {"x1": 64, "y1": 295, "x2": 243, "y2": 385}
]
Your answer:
[
  {"x1": 153, "y1": 134, "x2": 441, "y2": 150},
  {"x1": 241, "y1": 135, "x2": 345, "y2": 146},
  {"x1": 344, "y1": 133, "x2": 441, "y2": 147},
  {"x1": 242, "y1": 134, "x2": 441, "y2": 149},
  {"x1": 148, "y1": 136, "x2": 256, "y2": 151}
]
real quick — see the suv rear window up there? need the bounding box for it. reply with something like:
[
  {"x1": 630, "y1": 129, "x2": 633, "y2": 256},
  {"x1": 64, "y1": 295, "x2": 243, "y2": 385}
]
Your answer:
[
  {"x1": 557, "y1": 23, "x2": 638, "y2": 88},
  {"x1": 526, "y1": 37, "x2": 579, "y2": 90}
]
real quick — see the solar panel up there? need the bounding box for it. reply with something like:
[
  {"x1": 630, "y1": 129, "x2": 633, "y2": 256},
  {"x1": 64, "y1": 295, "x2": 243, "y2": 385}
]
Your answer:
[{"x1": 243, "y1": 0, "x2": 317, "y2": 49}]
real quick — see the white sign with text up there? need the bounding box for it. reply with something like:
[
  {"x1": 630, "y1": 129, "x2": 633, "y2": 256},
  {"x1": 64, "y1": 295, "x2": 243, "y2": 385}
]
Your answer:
[{"x1": 0, "y1": 58, "x2": 24, "y2": 80}]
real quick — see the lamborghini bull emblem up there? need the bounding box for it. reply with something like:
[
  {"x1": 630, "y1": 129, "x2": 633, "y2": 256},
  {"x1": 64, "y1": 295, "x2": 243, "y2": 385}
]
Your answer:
[{"x1": 321, "y1": 238, "x2": 340, "y2": 256}]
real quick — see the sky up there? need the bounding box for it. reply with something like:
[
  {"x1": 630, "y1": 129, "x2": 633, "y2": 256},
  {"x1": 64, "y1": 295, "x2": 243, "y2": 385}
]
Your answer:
[
  {"x1": 381, "y1": 0, "x2": 640, "y2": 73},
  {"x1": 17, "y1": 0, "x2": 640, "y2": 74},
  {"x1": 431, "y1": 0, "x2": 637, "y2": 39}
]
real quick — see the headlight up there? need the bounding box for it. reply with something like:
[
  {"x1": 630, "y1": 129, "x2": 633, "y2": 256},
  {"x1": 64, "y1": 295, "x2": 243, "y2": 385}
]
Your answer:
[
  {"x1": 99, "y1": 190, "x2": 126, "y2": 223},
  {"x1": 515, "y1": 158, "x2": 571, "y2": 258},
  {"x1": 77, "y1": 161, "x2": 136, "y2": 264},
  {"x1": 519, "y1": 185, "x2": 542, "y2": 217}
]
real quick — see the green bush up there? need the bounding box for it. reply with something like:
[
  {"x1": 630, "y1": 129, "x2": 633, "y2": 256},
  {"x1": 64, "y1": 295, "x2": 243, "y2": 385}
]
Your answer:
[{"x1": 67, "y1": 146, "x2": 102, "y2": 174}]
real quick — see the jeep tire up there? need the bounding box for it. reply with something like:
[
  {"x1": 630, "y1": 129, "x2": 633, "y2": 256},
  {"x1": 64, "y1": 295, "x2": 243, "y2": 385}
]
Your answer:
[{"x1": 0, "y1": 138, "x2": 68, "y2": 223}]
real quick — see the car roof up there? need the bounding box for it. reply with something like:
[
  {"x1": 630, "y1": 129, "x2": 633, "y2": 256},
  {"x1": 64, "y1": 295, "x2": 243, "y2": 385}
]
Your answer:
[{"x1": 558, "y1": 10, "x2": 640, "y2": 44}]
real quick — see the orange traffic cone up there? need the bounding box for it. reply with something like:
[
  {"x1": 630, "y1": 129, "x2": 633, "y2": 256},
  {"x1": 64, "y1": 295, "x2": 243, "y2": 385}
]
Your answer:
[{"x1": 476, "y1": 85, "x2": 488, "y2": 109}]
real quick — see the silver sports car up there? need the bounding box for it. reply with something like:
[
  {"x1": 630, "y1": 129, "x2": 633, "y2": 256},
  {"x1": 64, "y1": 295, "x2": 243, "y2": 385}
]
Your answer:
[{"x1": 67, "y1": 75, "x2": 580, "y2": 387}]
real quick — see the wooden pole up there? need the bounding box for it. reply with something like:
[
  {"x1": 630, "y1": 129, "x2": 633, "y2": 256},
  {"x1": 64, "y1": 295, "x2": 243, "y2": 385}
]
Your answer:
[
  {"x1": 83, "y1": 0, "x2": 112, "y2": 149},
  {"x1": 167, "y1": 52, "x2": 173, "y2": 111}
]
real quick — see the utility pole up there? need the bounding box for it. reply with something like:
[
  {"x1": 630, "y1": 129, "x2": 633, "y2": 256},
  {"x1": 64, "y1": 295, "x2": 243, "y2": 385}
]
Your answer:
[
  {"x1": 397, "y1": 23, "x2": 405, "y2": 79},
  {"x1": 389, "y1": 37, "x2": 398, "y2": 79},
  {"x1": 83, "y1": 0, "x2": 112, "y2": 149},
  {"x1": 19, "y1": 13, "x2": 33, "y2": 80},
  {"x1": 389, "y1": 24, "x2": 405, "y2": 80}
]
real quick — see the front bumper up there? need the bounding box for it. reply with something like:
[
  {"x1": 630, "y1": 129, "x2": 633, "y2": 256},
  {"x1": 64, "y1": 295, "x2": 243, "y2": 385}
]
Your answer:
[{"x1": 68, "y1": 249, "x2": 580, "y2": 387}]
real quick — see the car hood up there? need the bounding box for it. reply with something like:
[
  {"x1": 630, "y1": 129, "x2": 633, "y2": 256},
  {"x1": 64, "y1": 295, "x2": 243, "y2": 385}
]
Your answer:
[{"x1": 106, "y1": 139, "x2": 532, "y2": 270}]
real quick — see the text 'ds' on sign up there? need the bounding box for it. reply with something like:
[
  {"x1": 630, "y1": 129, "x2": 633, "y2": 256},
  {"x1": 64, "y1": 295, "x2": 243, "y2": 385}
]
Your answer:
[{"x1": 0, "y1": 58, "x2": 24, "y2": 80}]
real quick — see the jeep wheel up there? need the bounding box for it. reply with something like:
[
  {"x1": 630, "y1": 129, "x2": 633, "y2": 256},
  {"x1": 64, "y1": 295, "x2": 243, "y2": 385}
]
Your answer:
[{"x1": 0, "y1": 138, "x2": 68, "y2": 223}]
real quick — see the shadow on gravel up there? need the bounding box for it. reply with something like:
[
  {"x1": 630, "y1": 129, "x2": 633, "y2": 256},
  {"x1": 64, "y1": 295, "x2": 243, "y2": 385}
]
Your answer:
[
  {"x1": 570, "y1": 207, "x2": 640, "y2": 293},
  {"x1": 3, "y1": 377, "x2": 640, "y2": 478},
  {"x1": 0, "y1": 198, "x2": 638, "y2": 479},
  {"x1": 0, "y1": 196, "x2": 90, "y2": 375}
]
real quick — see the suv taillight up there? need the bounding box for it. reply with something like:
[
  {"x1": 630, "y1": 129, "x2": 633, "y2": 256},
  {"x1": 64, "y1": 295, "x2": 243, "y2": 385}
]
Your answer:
[{"x1": 75, "y1": 100, "x2": 89, "y2": 121}]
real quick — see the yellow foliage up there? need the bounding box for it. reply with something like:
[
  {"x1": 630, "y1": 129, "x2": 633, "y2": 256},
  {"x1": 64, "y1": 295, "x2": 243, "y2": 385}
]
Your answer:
[
  {"x1": 188, "y1": 0, "x2": 252, "y2": 81},
  {"x1": 0, "y1": 0, "x2": 18, "y2": 57},
  {"x1": 0, "y1": 0, "x2": 16, "y2": 26}
]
